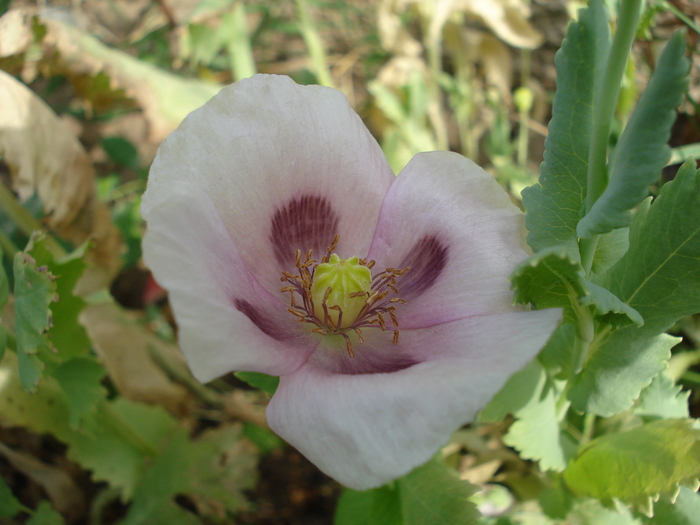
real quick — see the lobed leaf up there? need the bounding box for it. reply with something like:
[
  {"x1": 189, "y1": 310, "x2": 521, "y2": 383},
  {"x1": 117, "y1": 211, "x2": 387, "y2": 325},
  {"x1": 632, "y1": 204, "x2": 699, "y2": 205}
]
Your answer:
[
  {"x1": 641, "y1": 486, "x2": 700, "y2": 525},
  {"x1": 521, "y1": 0, "x2": 610, "y2": 254},
  {"x1": 13, "y1": 244, "x2": 57, "y2": 391},
  {"x1": 0, "y1": 475, "x2": 23, "y2": 519},
  {"x1": 564, "y1": 419, "x2": 700, "y2": 514},
  {"x1": 26, "y1": 501, "x2": 65, "y2": 525},
  {"x1": 577, "y1": 31, "x2": 689, "y2": 237},
  {"x1": 52, "y1": 357, "x2": 106, "y2": 428},
  {"x1": 334, "y1": 460, "x2": 479, "y2": 525},
  {"x1": 580, "y1": 281, "x2": 643, "y2": 326},
  {"x1": 633, "y1": 372, "x2": 689, "y2": 420},
  {"x1": 568, "y1": 330, "x2": 680, "y2": 417}
]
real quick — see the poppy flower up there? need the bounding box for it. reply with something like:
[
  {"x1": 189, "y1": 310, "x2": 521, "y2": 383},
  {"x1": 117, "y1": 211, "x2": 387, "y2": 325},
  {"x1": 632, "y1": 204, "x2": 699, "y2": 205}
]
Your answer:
[{"x1": 141, "y1": 74, "x2": 561, "y2": 490}]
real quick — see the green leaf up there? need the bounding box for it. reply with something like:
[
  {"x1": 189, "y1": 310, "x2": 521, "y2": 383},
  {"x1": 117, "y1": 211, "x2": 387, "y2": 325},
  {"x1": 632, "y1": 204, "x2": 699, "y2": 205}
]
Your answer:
[
  {"x1": 538, "y1": 322, "x2": 577, "y2": 378},
  {"x1": 591, "y1": 227, "x2": 629, "y2": 275},
  {"x1": 499, "y1": 361, "x2": 572, "y2": 472},
  {"x1": 521, "y1": 0, "x2": 610, "y2": 253},
  {"x1": 568, "y1": 330, "x2": 680, "y2": 416},
  {"x1": 334, "y1": 461, "x2": 479, "y2": 525},
  {"x1": 566, "y1": 499, "x2": 642, "y2": 525},
  {"x1": 572, "y1": 160, "x2": 700, "y2": 416},
  {"x1": 0, "y1": 245, "x2": 9, "y2": 310},
  {"x1": 0, "y1": 475, "x2": 23, "y2": 519},
  {"x1": 121, "y1": 425, "x2": 257, "y2": 524},
  {"x1": 27, "y1": 501, "x2": 65, "y2": 525},
  {"x1": 580, "y1": 281, "x2": 643, "y2": 326},
  {"x1": 510, "y1": 245, "x2": 586, "y2": 326},
  {"x1": 633, "y1": 372, "x2": 689, "y2": 420},
  {"x1": 577, "y1": 32, "x2": 689, "y2": 237},
  {"x1": 13, "y1": 247, "x2": 57, "y2": 390},
  {"x1": 642, "y1": 486, "x2": 700, "y2": 525},
  {"x1": 29, "y1": 240, "x2": 91, "y2": 360},
  {"x1": 52, "y1": 357, "x2": 107, "y2": 428},
  {"x1": 480, "y1": 359, "x2": 543, "y2": 423},
  {"x1": 102, "y1": 136, "x2": 139, "y2": 169},
  {"x1": 595, "y1": 160, "x2": 700, "y2": 335},
  {"x1": 564, "y1": 419, "x2": 700, "y2": 514},
  {"x1": 234, "y1": 371, "x2": 279, "y2": 396}
]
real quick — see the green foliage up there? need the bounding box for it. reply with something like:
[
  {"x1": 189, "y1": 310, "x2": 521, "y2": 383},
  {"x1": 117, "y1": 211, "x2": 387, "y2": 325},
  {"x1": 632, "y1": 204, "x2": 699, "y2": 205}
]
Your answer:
[
  {"x1": 27, "y1": 501, "x2": 65, "y2": 525},
  {"x1": 521, "y1": 0, "x2": 610, "y2": 254},
  {"x1": 52, "y1": 357, "x2": 107, "y2": 428},
  {"x1": 121, "y1": 426, "x2": 256, "y2": 524},
  {"x1": 29, "y1": 240, "x2": 91, "y2": 360},
  {"x1": 595, "y1": 160, "x2": 700, "y2": 334},
  {"x1": 0, "y1": 475, "x2": 24, "y2": 518},
  {"x1": 568, "y1": 330, "x2": 680, "y2": 416},
  {"x1": 13, "y1": 241, "x2": 57, "y2": 390},
  {"x1": 334, "y1": 461, "x2": 479, "y2": 525},
  {"x1": 641, "y1": 486, "x2": 700, "y2": 525},
  {"x1": 235, "y1": 371, "x2": 279, "y2": 396},
  {"x1": 566, "y1": 499, "x2": 642, "y2": 525},
  {"x1": 591, "y1": 227, "x2": 629, "y2": 275},
  {"x1": 580, "y1": 281, "x2": 643, "y2": 326},
  {"x1": 102, "y1": 136, "x2": 139, "y2": 169},
  {"x1": 577, "y1": 31, "x2": 689, "y2": 237},
  {"x1": 564, "y1": 419, "x2": 700, "y2": 514},
  {"x1": 633, "y1": 372, "x2": 689, "y2": 420},
  {"x1": 481, "y1": 361, "x2": 573, "y2": 472}
]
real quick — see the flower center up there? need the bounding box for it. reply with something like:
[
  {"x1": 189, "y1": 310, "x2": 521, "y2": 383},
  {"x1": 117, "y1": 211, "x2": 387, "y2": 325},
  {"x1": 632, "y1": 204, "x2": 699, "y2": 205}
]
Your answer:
[{"x1": 280, "y1": 235, "x2": 409, "y2": 358}]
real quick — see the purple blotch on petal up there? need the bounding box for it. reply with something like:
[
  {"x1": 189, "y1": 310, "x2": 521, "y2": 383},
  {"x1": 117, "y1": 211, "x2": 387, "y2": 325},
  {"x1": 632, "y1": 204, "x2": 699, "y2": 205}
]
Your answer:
[
  {"x1": 270, "y1": 195, "x2": 340, "y2": 267},
  {"x1": 399, "y1": 235, "x2": 449, "y2": 298},
  {"x1": 234, "y1": 298, "x2": 287, "y2": 341},
  {"x1": 308, "y1": 343, "x2": 420, "y2": 375}
]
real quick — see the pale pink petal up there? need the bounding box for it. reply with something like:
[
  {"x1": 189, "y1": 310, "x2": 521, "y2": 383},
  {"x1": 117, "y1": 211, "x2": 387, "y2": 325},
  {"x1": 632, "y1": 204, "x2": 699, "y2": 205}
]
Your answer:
[
  {"x1": 142, "y1": 74, "x2": 395, "y2": 297},
  {"x1": 142, "y1": 186, "x2": 317, "y2": 382},
  {"x1": 267, "y1": 308, "x2": 562, "y2": 489},
  {"x1": 367, "y1": 151, "x2": 530, "y2": 329}
]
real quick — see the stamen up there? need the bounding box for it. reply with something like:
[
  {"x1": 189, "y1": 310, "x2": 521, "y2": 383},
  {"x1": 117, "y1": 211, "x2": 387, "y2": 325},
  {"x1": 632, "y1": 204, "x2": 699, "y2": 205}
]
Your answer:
[{"x1": 280, "y1": 234, "x2": 411, "y2": 359}]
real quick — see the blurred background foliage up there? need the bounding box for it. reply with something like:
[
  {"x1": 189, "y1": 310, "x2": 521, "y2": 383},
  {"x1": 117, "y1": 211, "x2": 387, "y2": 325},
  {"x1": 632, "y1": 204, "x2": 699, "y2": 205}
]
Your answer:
[{"x1": 0, "y1": 0, "x2": 698, "y2": 523}]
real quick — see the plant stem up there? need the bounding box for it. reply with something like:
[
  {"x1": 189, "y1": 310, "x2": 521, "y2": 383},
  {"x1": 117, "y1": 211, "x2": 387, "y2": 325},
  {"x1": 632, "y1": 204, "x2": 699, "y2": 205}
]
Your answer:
[
  {"x1": 585, "y1": 0, "x2": 643, "y2": 212},
  {"x1": 296, "y1": 0, "x2": 335, "y2": 88},
  {"x1": 0, "y1": 183, "x2": 66, "y2": 258},
  {"x1": 226, "y1": 2, "x2": 257, "y2": 81},
  {"x1": 580, "y1": 0, "x2": 643, "y2": 273}
]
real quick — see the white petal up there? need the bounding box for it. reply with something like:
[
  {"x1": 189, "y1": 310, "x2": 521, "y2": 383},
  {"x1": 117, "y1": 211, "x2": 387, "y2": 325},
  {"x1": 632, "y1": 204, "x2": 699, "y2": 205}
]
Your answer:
[
  {"x1": 142, "y1": 74, "x2": 395, "y2": 297},
  {"x1": 367, "y1": 151, "x2": 530, "y2": 329},
  {"x1": 142, "y1": 186, "x2": 317, "y2": 383},
  {"x1": 266, "y1": 308, "x2": 562, "y2": 489}
]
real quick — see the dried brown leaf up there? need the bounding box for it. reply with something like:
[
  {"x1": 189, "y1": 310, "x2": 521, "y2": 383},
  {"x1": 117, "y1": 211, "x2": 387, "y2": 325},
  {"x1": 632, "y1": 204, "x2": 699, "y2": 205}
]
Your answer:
[{"x1": 0, "y1": 70, "x2": 122, "y2": 288}]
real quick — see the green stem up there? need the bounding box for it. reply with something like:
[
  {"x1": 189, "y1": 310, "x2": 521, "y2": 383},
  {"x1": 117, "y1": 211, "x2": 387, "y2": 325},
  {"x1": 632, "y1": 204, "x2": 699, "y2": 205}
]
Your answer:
[
  {"x1": 0, "y1": 227, "x2": 18, "y2": 258},
  {"x1": 585, "y1": 0, "x2": 643, "y2": 212},
  {"x1": 97, "y1": 402, "x2": 159, "y2": 457},
  {"x1": 226, "y1": 2, "x2": 257, "y2": 81},
  {"x1": 581, "y1": 413, "x2": 597, "y2": 443},
  {"x1": 580, "y1": 0, "x2": 643, "y2": 272},
  {"x1": 296, "y1": 0, "x2": 334, "y2": 88},
  {"x1": 0, "y1": 183, "x2": 66, "y2": 258}
]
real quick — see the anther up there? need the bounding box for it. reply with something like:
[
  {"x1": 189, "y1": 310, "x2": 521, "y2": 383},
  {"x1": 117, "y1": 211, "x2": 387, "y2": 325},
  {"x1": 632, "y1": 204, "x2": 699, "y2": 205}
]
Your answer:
[
  {"x1": 377, "y1": 312, "x2": 387, "y2": 331},
  {"x1": 392, "y1": 330, "x2": 399, "y2": 344}
]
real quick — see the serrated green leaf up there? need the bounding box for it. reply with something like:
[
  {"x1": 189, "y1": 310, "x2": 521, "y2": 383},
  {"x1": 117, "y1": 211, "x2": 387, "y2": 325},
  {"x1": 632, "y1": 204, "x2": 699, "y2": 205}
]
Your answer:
[
  {"x1": 580, "y1": 281, "x2": 643, "y2": 326},
  {"x1": 500, "y1": 361, "x2": 572, "y2": 472},
  {"x1": 591, "y1": 227, "x2": 630, "y2": 275},
  {"x1": 577, "y1": 32, "x2": 689, "y2": 237},
  {"x1": 538, "y1": 322, "x2": 577, "y2": 378},
  {"x1": 334, "y1": 461, "x2": 479, "y2": 525},
  {"x1": 642, "y1": 486, "x2": 700, "y2": 525},
  {"x1": 27, "y1": 500, "x2": 64, "y2": 525},
  {"x1": 567, "y1": 499, "x2": 642, "y2": 525},
  {"x1": 52, "y1": 357, "x2": 106, "y2": 428},
  {"x1": 13, "y1": 248, "x2": 56, "y2": 390},
  {"x1": 539, "y1": 477, "x2": 574, "y2": 520},
  {"x1": 510, "y1": 245, "x2": 585, "y2": 326},
  {"x1": 633, "y1": 372, "x2": 689, "y2": 420},
  {"x1": 521, "y1": 0, "x2": 610, "y2": 253},
  {"x1": 121, "y1": 425, "x2": 257, "y2": 525},
  {"x1": 29, "y1": 240, "x2": 90, "y2": 360},
  {"x1": 0, "y1": 245, "x2": 8, "y2": 310},
  {"x1": 234, "y1": 371, "x2": 279, "y2": 396},
  {"x1": 564, "y1": 419, "x2": 700, "y2": 513},
  {"x1": 595, "y1": 160, "x2": 700, "y2": 334},
  {"x1": 0, "y1": 474, "x2": 23, "y2": 519},
  {"x1": 568, "y1": 330, "x2": 680, "y2": 416},
  {"x1": 480, "y1": 360, "x2": 542, "y2": 423}
]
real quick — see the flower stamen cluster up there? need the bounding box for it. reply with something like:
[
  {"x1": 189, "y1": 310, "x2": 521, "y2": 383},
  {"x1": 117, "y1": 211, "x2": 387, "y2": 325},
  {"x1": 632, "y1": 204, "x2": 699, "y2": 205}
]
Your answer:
[{"x1": 280, "y1": 234, "x2": 409, "y2": 358}]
